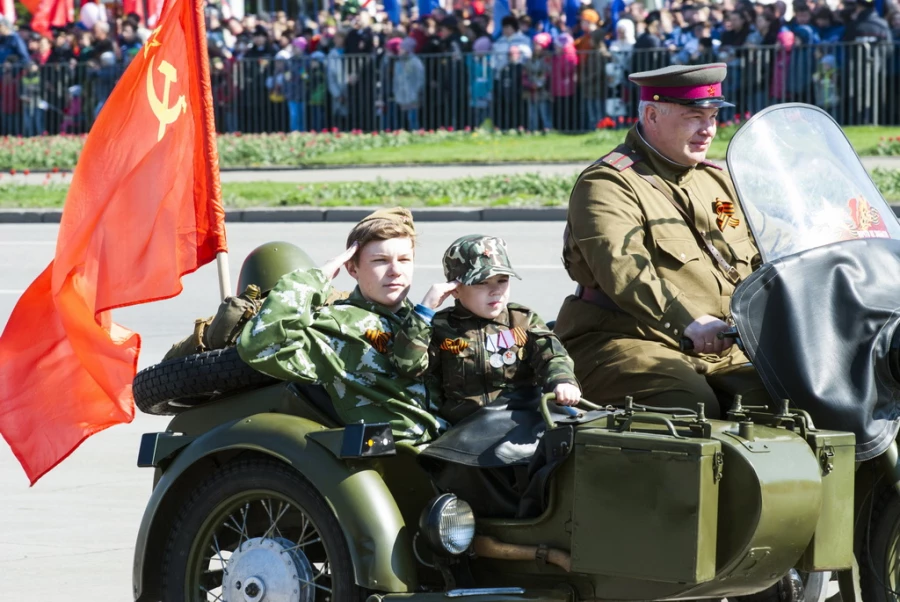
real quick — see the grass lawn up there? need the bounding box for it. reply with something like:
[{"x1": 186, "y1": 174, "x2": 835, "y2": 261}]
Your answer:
[
  {"x1": 3, "y1": 125, "x2": 900, "y2": 172},
  {"x1": 5, "y1": 168, "x2": 900, "y2": 208},
  {"x1": 289, "y1": 126, "x2": 900, "y2": 166}
]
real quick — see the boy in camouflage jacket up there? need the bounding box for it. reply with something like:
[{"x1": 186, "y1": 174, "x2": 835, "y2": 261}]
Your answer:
[
  {"x1": 394, "y1": 234, "x2": 581, "y2": 424},
  {"x1": 236, "y1": 208, "x2": 447, "y2": 443}
]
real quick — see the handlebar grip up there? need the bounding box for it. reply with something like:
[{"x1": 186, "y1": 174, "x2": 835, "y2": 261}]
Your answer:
[{"x1": 680, "y1": 337, "x2": 695, "y2": 352}]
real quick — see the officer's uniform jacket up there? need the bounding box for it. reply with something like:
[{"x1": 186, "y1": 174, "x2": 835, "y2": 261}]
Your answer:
[
  {"x1": 394, "y1": 302, "x2": 578, "y2": 424},
  {"x1": 237, "y1": 267, "x2": 446, "y2": 443},
  {"x1": 555, "y1": 125, "x2": 759, "y2": 352}
]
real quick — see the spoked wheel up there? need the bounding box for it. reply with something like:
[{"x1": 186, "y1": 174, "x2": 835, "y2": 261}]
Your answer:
[
  {"x1": 732, "y1": 570, "x2": 835, "y2": 602},
  {"x1": 161, "y1": 457, "x2": 366, "y2": 602},
  {"x1": 861, "y1": 485, "x2": 900, "y2": 602}
]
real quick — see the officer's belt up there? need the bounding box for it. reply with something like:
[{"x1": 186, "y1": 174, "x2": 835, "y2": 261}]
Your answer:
[{"x1": 575, "y1": 284, "x2": 624, "y2": 312}]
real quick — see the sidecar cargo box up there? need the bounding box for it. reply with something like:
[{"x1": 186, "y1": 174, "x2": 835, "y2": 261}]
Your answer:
[
  {"x1": 570, "y1": 420, "x2": 721, "y2": 584},
  {"x1": 797, "y1": 429, "x2": 856, "y2": 571}
]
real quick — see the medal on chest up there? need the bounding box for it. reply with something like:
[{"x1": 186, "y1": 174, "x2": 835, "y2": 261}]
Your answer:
[{"x1": 486, "y1": 329, "x2": 518, "y2": 368}]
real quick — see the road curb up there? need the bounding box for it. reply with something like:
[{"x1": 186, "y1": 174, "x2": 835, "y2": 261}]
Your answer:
[{"x1": 4, "y1": 204, "x2": 900, "y2": 223}]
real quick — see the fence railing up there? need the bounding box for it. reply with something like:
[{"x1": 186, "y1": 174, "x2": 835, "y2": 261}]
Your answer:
[{"x1": 6, "y1": 41, "x2": 899, "y2": 137}]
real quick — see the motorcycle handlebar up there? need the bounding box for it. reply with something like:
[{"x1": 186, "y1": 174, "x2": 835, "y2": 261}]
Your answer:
[{"x1": 679, "y1": 329, "x2": 741, "y2": 353}]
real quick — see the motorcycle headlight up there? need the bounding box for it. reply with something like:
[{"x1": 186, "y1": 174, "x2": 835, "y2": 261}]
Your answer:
[{"x1": 418, "y1": 493, "x2": 475, "y2": 556}]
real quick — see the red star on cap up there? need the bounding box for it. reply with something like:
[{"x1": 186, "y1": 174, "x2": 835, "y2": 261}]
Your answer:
[{"x1": 707, "y1": 85, "x2": 716, "y2": 97}]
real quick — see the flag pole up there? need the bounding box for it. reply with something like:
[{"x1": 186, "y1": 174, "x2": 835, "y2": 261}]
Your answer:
[{"x1": 216, "y1": 252, "x2": 231, "y2": 300}]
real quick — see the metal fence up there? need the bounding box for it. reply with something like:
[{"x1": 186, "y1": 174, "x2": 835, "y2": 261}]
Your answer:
[{"x1": 5, "y1": 41, "x2": 900, "y2": 137}]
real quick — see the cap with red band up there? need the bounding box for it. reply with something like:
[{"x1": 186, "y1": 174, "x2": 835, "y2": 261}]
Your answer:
[{"x1": 629, "y1": 63, "x2": 734, "y2": 108}]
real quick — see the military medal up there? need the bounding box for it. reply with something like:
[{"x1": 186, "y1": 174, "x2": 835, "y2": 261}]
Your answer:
[
  {"x1": 485, "y1": 333, "x2": 500, "y2": 353},
  {"x1": 489, "y1": 353, "x2": 504, "y2": 368},
  {"x1": 502, "y1": 350, "x2": 517, "y2": 365}
]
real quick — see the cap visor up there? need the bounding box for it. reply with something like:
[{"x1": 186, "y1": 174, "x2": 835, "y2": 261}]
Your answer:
[
  {"x1": 693, "y1": 99, "x2": 735, "y2": 108},
  {"x1": 459, "y1": 266, "x2": 522, "y2": 285}
]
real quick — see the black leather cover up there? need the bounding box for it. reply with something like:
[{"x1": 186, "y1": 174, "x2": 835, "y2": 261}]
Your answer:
[
  {"x1": 419, "y1": 389, "x2": 612, "y2": 468},
  {"x1": 731, "y1": 238, "x2": 900, "y2": 460},
  {"x1": 418, "y1": 390, "x2": 614, "y2": 518}
]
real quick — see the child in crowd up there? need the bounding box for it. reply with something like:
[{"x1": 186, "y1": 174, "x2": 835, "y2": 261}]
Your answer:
[
  {"x1": 393, "y1": 37, "x2": 424, "y2": 131},
  {"x1": 813, "y1": 53, "x2": 839, "y2": 112},
  {"x1": 394, "y1": 234, "x2": 581, "y2": 425},
  {"x1": 523, "y1": 32, "x2": 553, "y2": 132},
  {"x1": 60, "y1": 85, "x2": 83, "y2": 134},
  {"x1": 467, "y1": 36, "x2": 493, "y2": 128},
  {"x1": 307, "y1": 51, "x2": 327, "y2": 131}
]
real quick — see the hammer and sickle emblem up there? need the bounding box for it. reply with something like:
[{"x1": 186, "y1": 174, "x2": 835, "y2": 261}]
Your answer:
[{"x1": 146, "y1": 56, "x2": 187, "y2": 142}]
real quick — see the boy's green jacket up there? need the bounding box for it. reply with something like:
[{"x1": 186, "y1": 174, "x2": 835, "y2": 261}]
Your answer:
[
  {"x1": 393, "y1": 302, "x2": 579, "y2": 424},
  {"x1": 236, "y1": 267, "x2": 447, "y2": 442}
]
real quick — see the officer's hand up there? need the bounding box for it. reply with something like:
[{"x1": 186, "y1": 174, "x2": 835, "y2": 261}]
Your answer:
[
  {"x1": 321, "y1": 243, "x2": 359, "y2": 281},
  {"x1": 684, "y1": 315, "x2": 733, "y2": 356},
  {"x1": 554, "y1": 383, "x2": 582, "y2": 406},
  {"x1": 421, "y1": 281, "x2": 460, "y2": 309}
]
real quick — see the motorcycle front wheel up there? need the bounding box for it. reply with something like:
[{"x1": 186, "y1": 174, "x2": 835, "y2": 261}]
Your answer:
[
  {"x1": 861, "y1": 483, "x2": 900, "y2": 602},
  {"x1": 160, "y1": 456, "x2": 366, "y2": 602}
]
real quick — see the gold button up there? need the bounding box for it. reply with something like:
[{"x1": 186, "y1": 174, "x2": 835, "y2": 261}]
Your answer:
[
  {"x1": 653, "y1": 94, "x2": 660, "y2": 101},
  {"x1": 680, "y1": 253, "x2": 686, "y2": 260},
  {"x1": 664, "y1": 322, "x2": 671, "y2": 329},
  {"x1": 673, "y1": 329, "x2": 679, "y2": 335}
]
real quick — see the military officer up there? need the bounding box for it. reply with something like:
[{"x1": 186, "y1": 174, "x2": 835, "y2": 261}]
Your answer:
[
  {"x1": 553, "y1": 63, "x2": 770, "y2": 418},
  {"x1": 394, "y1": 234, "x2": 581, "y2": 425},
  {"x1": 237, "y1": 207, "x2": 448, "y2": 443}
]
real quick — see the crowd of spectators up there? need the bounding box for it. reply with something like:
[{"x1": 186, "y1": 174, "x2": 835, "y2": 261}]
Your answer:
[{"x1": 0, "y1": 0, "x2": 896, "y2": 136}]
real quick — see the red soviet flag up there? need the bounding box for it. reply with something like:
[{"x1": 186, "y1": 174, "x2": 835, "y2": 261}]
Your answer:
[{"x1": 0, "y1": 0, "x2": 226, "y2": 484}]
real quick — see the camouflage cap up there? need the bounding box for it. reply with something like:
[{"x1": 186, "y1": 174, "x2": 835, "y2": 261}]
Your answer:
[{"x1": 443, "y1": 234, "x2": 522, "y2": 285}]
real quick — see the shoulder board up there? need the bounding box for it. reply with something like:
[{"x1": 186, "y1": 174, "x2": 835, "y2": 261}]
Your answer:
[
  {"x1": 506, "y1": 303, "x2": 537, "y2": 331},
  {"x1": 599, "y1": 145, "x2": 643, "y2": 172},
  {"x1": 506, "y1": 302, "x2": 533, "y2": 315},
  {"x1": 700, "y1": 159, "x2": 724, "y2": 171},
  {"x1": 433, "y1": 306, "x2": 453, "y2": 319}
]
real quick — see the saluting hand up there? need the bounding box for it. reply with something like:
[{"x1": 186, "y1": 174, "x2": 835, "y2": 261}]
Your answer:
[
  {"x1": 421, "y1": 281, "x2": 460, "y2": 310},
  {"x1": 321, "y1": 243, "x2": 359, "y2": 281},
  {"x1": 554, "y1": 383, "x2": 582, "y2": 407}
]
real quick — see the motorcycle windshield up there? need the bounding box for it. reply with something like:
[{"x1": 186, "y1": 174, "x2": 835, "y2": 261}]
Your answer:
[{"x1": 727, "y1": 104, "x2": 900, "y2": 263}]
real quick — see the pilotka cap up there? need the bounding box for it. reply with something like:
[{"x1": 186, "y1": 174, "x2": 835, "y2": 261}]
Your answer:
[{"x1": 629, "y1": 63, "x2": 734, "y2": 108}]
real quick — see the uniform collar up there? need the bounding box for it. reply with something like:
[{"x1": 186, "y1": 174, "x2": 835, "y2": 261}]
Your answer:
[
  {"x1": 345, "y1": 286, "x2": 412, "y2": 322},
  {"x1": 627, "y1": 124, "x2": 697, "y2": 185}
]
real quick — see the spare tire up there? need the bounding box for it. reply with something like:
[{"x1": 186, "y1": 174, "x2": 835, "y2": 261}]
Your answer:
[{"x1": 133, "y1": 347, "x2": 279, "y2": 416}]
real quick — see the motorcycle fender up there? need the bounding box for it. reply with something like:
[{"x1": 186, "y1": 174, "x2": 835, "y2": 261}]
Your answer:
[{"x1": 133, "y1": 413, "x2": 416, "y2": 601}]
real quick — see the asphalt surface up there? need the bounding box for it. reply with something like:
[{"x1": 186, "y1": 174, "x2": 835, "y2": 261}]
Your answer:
[
  {"x1": 0, "y1": 221, "x2": 573, "y2": 601},
  {"x1": 3, "y1": 155, "x2": 899, "y2": 185}
]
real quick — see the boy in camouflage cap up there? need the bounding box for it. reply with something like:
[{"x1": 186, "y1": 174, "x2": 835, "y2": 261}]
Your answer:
[
  {"x1": 237, "y1": 207, "x2": 448, "y2": 443},
  {"x1": 394, "y1": 234, "x2": 581, "y2": 424}
]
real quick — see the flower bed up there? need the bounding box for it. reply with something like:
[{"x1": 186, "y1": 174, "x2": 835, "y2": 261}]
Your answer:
[
  {"x1": 0, "y1": 128, "x2": 598, "y2": 171},
  {"x1": 4, "y1": 169, "x2": 900, "y2": 209}
]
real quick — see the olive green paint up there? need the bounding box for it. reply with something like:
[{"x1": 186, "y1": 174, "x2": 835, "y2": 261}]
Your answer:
[{"x1": 132, "y1": 411, "x2": 416, "y2": 600}]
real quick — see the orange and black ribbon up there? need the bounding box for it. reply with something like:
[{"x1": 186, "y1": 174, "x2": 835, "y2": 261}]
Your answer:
[
  {"x1": 364, "y1": 329, "x2": 392, "y2": 353},
  {"x1": 714, "y1": 199, "x2": 741, "y2": 231},
  {"x1": 440, "y1": 338, "x2": 469, "y2": 354},
  {"x1": 512, "y1": 327, "x2": 528, "y2": 347}
]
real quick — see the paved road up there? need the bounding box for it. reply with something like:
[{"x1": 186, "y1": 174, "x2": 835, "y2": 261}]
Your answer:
[
  {"x1": 0, "y1": 221, "x2": 573, "y2": 601},
  {"x1": 6, "y1": 155, "x2": 900, "y2": 186}
]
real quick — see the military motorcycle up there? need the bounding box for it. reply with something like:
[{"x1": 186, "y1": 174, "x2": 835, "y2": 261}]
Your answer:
[{"x1": 131, "y1": 104, "x2": 898, "y2": 602}]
